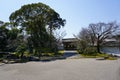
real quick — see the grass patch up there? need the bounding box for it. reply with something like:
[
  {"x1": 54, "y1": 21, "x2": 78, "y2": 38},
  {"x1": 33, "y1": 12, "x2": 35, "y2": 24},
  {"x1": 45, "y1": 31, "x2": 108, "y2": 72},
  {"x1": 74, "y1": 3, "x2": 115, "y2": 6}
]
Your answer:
[
  {"x1": 41, "y1": 52, "x2": 54, "y2": 57},
  {"x1": 81, "y1": 54, "x2": 97, "y2": 58},
  {"x1": 96, "y1": 53, "x2": 109, "y2": 57},
  {"x1": 106, "y1": 57, "x2": 117, "y2": 60},
  {"x1": 80, "y1": 53, "x2": 108, "y2": 58},
  {"x1": 58, "y1": 50, "x2": 64, "y2": 54},
  {"x1": 57, "y1": 50, "x2": 64, "y2": 56},
  {"x1": 80, "y1": 53, "x2": 118, "y2": 60}
]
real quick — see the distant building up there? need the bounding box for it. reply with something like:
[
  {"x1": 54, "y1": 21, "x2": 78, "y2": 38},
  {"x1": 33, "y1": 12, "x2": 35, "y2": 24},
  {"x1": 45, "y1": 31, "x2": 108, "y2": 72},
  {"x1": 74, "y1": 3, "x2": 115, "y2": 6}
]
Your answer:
[
  {"x1": 62, "y1": 38, "x2": 77, "y2": 50},
  {"x1": 102, "y1": 38, "x2": 119, "y2": 47},
  {"x1": 60, "y1": 37, "x2": 120, "y2": 50}
]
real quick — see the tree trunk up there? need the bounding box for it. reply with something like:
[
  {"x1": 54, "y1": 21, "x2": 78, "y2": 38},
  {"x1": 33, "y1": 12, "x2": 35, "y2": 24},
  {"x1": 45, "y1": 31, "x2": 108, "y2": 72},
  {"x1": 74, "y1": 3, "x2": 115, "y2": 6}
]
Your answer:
[
  {"x1": 97, "y1": 40, "x2": 101, "y2": 53},
  {"x1": 20, "y1": 53, "x2": 24, "y2": 59}
]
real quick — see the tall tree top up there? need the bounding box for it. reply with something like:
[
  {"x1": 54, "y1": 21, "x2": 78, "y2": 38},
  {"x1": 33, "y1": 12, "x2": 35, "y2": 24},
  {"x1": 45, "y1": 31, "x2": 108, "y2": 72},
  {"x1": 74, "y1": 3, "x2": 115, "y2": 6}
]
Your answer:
[{"x1": 9, "y1": 2, "x2": 65, "y2": 29}]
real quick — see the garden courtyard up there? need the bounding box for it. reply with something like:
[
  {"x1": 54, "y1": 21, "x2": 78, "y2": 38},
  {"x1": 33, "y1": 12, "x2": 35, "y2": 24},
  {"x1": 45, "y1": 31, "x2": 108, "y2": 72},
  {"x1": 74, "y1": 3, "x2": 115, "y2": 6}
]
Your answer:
[
  {"x1": 0, "y1": 51, "x2": 120, "y2": 80},
  {"x1": 0, "y1": 1, "x2": 120, "y2": 80}
]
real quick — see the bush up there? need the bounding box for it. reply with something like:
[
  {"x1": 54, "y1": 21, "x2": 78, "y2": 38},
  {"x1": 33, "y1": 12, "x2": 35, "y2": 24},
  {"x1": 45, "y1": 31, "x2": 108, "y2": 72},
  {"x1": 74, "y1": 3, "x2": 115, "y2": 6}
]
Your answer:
[
  {"x1": 77, "y1": 40, "x2": 88, "y2": 54},
  {"x1": 78, "y1": 47, "x2": 97, "y2": 56},
  {"x1": 41, "y1": 48, "x2": 51, "y2": 53},
  {"x1": 56, "y1": 50, "x2": 64, "y2": 56},
  {"x1": 41, "y1": 52, "x2": 54, "y2": 57},
  {"x1": 83, "y1": 47, "x2": 97, "y2": 56},
  {"x1": 16, "y1": 43, "x2": 26, "y2": 59}
]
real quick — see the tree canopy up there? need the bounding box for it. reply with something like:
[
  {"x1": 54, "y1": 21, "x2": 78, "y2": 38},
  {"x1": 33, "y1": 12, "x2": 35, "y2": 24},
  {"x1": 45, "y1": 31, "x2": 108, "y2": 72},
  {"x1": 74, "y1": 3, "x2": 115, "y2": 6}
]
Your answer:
[
  {"x1": 9, "y1": 3, "x2": 65, "y2": 31},
  {"x1": 9, "y1": 2, "x2": 66, "y2": 58},
  {"x1": 76, "y1": 22, "x2": 120, "y2": 53}
]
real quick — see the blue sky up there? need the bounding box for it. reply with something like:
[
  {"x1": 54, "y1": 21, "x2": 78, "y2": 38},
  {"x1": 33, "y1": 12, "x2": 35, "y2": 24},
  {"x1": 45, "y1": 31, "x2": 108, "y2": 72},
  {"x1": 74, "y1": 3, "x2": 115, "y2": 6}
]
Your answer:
[{"x1": 0, "y1": 0, "x2": 120, "y2": 38}]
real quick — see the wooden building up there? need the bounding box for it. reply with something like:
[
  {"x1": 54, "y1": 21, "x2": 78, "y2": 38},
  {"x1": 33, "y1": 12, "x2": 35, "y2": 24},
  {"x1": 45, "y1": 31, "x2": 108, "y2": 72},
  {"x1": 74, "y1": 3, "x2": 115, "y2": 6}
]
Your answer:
[{"x1": 62, "y1": 38, "x2": 77, "y2": 50}]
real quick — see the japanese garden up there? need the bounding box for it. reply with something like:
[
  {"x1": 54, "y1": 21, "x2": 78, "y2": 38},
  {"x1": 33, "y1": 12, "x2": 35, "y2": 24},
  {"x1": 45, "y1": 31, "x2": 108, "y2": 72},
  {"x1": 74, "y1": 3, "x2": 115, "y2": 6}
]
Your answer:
[{"x1": 0, "y1": 1, "x2": 120, "y2": 80}]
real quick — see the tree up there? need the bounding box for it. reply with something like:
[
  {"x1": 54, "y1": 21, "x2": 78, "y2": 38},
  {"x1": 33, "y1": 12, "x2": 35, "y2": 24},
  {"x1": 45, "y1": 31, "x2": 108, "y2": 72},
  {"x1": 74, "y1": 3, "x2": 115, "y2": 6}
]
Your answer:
[
  {"x1": 76, "y1": 28, "x2": 93, "y2": 45},
  {"x1": 0, "y1": 20, "x2": 4, "y2": 26},
  {"x1": 7, "y1": 27, "x2": 21, "y2": 51},
  {"x1": 16, "y1": 43, "x2": 26, "y2": 59},
  {"x1": 0, "y1": 22, "x2": 9, "y2": 51},
  {"x1": 74, "y1": 28, "x2": 95, "y2": 54},
  {"x1": 88, "y1": 22, "x2": 119, "y2": 53},
  {"x1": 76, "y1": 22, "x2": 120, "y2": 53},
  {"x1": 114, "y1": 35, "x2": 120, "y2": 49},
  {"x1": 53, "y1": 30, "x2": 66, "y2": 51},
  {"x1": 47, "y1": 12, "x2": 66, "y2": 49},
  {"x1": 9, "y1": 2, "x2": 65, "y2": 58},
  {"x1": 0, "y1": 22, "x2": 23, "y2": 52}
]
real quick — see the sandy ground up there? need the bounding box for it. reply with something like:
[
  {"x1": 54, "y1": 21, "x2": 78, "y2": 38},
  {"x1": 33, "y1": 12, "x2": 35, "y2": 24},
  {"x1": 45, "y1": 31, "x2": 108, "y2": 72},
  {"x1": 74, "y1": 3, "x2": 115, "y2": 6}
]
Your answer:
[{"x1": 0, "y1": 58, "x2": 120, "y2": 80}]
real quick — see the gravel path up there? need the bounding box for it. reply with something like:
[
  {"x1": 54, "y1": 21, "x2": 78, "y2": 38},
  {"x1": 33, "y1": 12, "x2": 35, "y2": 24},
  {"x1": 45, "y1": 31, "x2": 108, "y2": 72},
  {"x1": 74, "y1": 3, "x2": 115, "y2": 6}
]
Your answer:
[{"x1": 0, "y1": 58, "x2": 120, "y2": 80}]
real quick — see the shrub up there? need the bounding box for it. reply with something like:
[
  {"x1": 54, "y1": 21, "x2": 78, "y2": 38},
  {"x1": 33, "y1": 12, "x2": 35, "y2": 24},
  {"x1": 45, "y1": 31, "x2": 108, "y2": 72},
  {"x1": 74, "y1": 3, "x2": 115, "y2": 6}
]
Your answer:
[
  {"x1": 83, "y1": 47, "x2": 97, "y2": 56},
  {"x1": 56, "y1": 50, "x2": 64, "y2": 56},
  {"x1": 78, "y1": 47, "x2": 97, "y2": 56},
  {"x1": 41, "y1": 52, "x2": 54, "y2": 57},
  {"x1": 16, "y1": 43, "x2": 27, "y2": 59},
  {"x1": 41, "y1": 48, "x2": 51, "y2": 53},
  {"x1": 77, "y1": 40, "x2": 88, "y2": 54}
]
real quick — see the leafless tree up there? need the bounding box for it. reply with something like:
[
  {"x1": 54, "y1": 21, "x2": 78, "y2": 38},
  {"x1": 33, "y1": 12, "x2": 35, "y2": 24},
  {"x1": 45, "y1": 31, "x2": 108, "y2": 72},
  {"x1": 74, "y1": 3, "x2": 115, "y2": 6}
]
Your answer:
[
  {"x1": 54, "y1": 30, "x2": 67, "y2": 47},
  {"x1": 89, "y1": 22, "x2": 119, "y2": 53},
  {"x1": 76, "y1": 21, "x2": 120, "y2": 53},
  {"x1": 74, "y1": 28, "x2": 92, "y2": 53},
  {"x1": 76, "y1": 27, "x2": 96, "y2": 46}
]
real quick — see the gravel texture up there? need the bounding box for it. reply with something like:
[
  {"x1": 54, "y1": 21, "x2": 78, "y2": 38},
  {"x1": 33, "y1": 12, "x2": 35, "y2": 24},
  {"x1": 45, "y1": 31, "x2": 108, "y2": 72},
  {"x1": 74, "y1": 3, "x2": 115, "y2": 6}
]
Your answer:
[{"x1": 0, "y1": 58, "x2": 120, "y2": 80}]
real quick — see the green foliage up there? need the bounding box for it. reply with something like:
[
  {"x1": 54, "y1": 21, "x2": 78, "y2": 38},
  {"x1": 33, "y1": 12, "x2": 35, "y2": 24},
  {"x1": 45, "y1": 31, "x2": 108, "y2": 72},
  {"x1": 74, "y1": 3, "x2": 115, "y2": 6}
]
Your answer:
[
  {"x1": 83, "y1": 47, "x2": 97, "y2": 56},
  {"x1": 0, "y1": 25, "x2": 9, "y2": 51},
  {"x1": 7, "y1": 28, "x2": 22, "y2": 52},
  {"x1": 81, "y1": 52, "x2": 117, "y2": 60},
  {"x1": 0, "y1": 3, "x2": 65, "y2": 61},
  {"x1": 57, "y1": 50, "x2": 64, "y2": 56},
  {"x1": 77, "y1": 40, "x2": 97, "y2": 56},
  {"x1": 41, "y1": 48, "x2": 51, "y2": 53},
  {"x1": 16, "y1": 43, "x2": 27, "y2": 59},
  {"x1": 81, "y1": 53, "x2": 103, "y2": 58},
  {"x1": 42, "y1": 53, "x2": 54, "y2": 57},
  {"x1": 77, "y1": 40, "x2": 88, "y2": 54},
  {"x1": 96, "y1": 53, "x2": 108, "y2": 57},
  {"x1": 9, "y1": 2, "x2": 65, "y2": 57},
  {"x1": 0, "y1": 22, "x2": 22, "y2": 52}
]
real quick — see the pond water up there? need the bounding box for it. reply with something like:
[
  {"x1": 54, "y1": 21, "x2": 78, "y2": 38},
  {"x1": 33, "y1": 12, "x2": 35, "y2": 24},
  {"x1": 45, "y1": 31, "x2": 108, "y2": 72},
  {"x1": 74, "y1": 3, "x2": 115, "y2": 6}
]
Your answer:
[{"x1": 101, "y1": 47, "x2": 120, "y2": 54}]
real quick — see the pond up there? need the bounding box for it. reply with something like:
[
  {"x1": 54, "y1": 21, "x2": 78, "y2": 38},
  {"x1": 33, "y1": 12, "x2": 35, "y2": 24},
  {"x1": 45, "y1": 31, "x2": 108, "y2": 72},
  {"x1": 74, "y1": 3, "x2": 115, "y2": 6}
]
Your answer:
[{"x1": 101, "y1": 47, "x2": 120, "y2": 55}]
